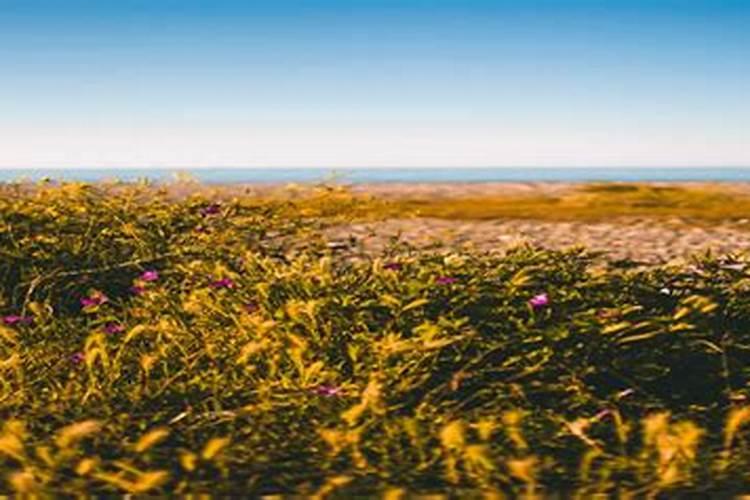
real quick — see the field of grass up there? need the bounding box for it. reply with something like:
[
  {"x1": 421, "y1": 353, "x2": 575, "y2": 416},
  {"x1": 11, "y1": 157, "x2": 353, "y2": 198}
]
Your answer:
[
  {"x1": 2, "y1": 181, "x2": 750, "y2": 496},
  {"x1": 393, "y1": 183, "x2": 750, "y2": 222}
]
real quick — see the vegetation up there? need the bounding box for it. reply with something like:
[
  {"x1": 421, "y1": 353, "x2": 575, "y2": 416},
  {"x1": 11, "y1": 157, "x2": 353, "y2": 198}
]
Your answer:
[
  {"x1": 396, "y1": 183, "x2": 750, "y2": 222},
  {"x1": 2, "y1": 181, "x2": 750, "y2": 496}
]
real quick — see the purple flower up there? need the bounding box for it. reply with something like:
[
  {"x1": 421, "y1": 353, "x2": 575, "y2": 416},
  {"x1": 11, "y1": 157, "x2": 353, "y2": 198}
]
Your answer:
[
  {"x1": 312, "y1": 385, "x2": 342, "y2": 397},
  {"x1": 2, "y1": 315, "x2": 33, "y2": 326},
  {"x1": 436, "y1": 276, "x2": 458, "y2": 285},
  {"x1": 592, "y1": 409, "x2": 612, "y2": 422},
  {"x1": 529, "y1": 293, "x2": 549, "y2": 309},
  {"x1": 139, "y1": 269, "x2": 159, "y2": 282},
  {"x1": 103, "y1": 322, "x2": 125, "y2": 334},
  {"x1": 383, "y1": 262, "x2": 403, "y2": 271},
  {"x1": 200, "y1": 203, "x2": 221, "y2": 217},
  {"x1": 244, "y1": 301, "x2": 260, "y2": 314},
  {"x1": 616, "y1": 388, "x2": 635, "y2": 400},
  {"x1": 80, "y1": 292, "x2": 109, "y2": 308},
  {"x1": 129, "y1": 285, "x2": 146, "y2": 296},
  {"x1": 70, "y1": 352, "x2": 85, "y2": 365},
  {"x1": 209, "y1": 278, "x2": 235, "y2": 289}
]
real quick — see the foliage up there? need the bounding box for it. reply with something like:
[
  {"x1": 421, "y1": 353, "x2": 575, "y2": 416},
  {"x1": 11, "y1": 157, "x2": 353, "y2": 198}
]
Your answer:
[
  {"x1": 396, "y1": 183, "x2": 750, "y2": 222},
  {"x1": 1, "y1": 181, "x2": 750, "y2": 496}
]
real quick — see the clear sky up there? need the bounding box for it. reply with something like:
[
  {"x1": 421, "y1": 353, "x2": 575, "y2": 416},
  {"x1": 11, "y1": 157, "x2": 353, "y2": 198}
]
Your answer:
[{"x1": 0, "y1": 0, "x2": 748, "y2": 168}]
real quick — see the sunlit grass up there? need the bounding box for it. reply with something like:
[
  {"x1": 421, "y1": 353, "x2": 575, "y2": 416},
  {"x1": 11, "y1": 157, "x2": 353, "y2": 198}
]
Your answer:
[
  {"x1": 391, "y1": 183, "x2": 750, "y2": 222},
  {"x1": 1, "y1": 180, "x2": 750, "y2": 495}
]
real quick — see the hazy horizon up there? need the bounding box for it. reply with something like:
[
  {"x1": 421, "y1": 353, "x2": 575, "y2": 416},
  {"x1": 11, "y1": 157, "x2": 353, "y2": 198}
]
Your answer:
[{"x1": 1, "y1": 0, "x2": 748, "y2": 168}]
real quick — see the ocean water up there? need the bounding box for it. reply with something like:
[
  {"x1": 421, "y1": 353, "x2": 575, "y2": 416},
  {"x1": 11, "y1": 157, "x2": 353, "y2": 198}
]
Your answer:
[{"x1": 0, "y1": 167, "x2": 749, "y2": 184}]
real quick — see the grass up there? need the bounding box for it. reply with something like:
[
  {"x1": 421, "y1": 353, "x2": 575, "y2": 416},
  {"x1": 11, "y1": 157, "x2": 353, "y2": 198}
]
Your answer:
[
  {"x1": 392, "y1": 183, "x2": 750, "y2": 222},
  {"x1": 2, "y1": 181, "x2": 750, "y2": 496}
]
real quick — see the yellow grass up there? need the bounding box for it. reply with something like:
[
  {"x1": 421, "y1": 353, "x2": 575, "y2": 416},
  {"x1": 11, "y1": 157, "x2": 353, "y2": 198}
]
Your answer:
[{"x1": 390, "y1": 183, "x2": 750, "y2": 222}]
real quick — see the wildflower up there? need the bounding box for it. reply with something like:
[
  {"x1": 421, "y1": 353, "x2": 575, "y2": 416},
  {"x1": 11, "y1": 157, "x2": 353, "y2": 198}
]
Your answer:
[
  {"x1": 383, "y1": 262, "x2": 403, "y2": 271},
  {"x1": 70, "y1": 352, "x2": 85, "y2": 364},
  {"x1": 139, "y1": 269, "x2": 159, "y2": 282},
  {"x1": 209, "y1": 278, "x2": 235, "y2": 289},
  {"x1": 80, "y1": 291, "x2": 108, "y2": 308},
  {"x1": 2, "y1": 315, "x2": 33, "y2": 326},
  {"x1": 659, "y1": 287, "x2": 671, "y2": 295},
  {"x1": 592, "y1": 409, "x2": 612, "y2": 422},
  {"x1": 529, "y1": 293, "x2": 549, "y2": 309},
  {"x1": 129, "y1": 285, "x2": 146, "y2": 296},
  {"x1": 200, "y1": 203, "x2": 221, "y2": 216},
  {"x1": 103, "y1": 322, "x2": 125, "y2": 334},
  {"x1": 244, "y1": 301, "x2": 260, "y2": 314},
  {"x1": 312, "y1": 385, "x2": 342, "y2": 397},
  {"x1": 616, "y1": 388, "x2": 635, "y2": 400},
  {"x1": 436, "y1": 276, "x2": 457, "y2": 285}
]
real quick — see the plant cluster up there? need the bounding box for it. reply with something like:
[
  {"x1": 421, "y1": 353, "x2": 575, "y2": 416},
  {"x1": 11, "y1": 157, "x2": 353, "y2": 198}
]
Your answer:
[{"x1": 1, "y1": 182, "x2": 750, "y2": 496}]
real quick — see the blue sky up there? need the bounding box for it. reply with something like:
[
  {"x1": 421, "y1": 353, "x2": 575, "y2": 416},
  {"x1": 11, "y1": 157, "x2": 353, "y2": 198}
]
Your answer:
[{"x1": 0, "y1": 0, "x2": 748, "y2": 167}]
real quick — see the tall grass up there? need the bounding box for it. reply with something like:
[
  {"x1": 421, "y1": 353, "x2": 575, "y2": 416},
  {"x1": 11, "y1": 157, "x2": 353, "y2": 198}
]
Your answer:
[
  {"x1": 394, "y1": 183, "x2": 750, "y2": 222},
  {"x1": 1, "y1": 181, "x2": 750, "y2": 495}
]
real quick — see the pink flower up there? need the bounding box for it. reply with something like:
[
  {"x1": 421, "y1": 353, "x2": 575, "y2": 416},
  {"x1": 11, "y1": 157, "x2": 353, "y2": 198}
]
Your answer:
[
  {"x1": 383, "y1": 262, "x2": 403, "y2": 271},
  {"x1": 200, "y1": 203, "x2": 221, "y2": 216},
  {"x1": 312, "y1": 385, "x2": 342, "y2": 397},
  {"x1": 592, "y1": 409, "x2": 612, "y2": 421},
  {"x1": 2, "y1": 315, "x2": 33, "y2": 326},
  {"x1": 436, "y1": 276, "x2": 457, "y2": 285},
  {"x1": 80, "y1": 291, "x2": 109, "y2": 308},
  {"x1": 529, "y1": 293, "x2": 549, "y2": 309},
  {"x1": 70, "y1": 352, "x2": 85, "y2": 364},
  {"x1": 103, "y1": 323, "x2": 125, "y2": 334},
  {"x1": 209, "y1": 278, "x2": 235, "y2": 289},
  {"x1": 139, "y1": 269, "x2": 159, "y2": 282}
]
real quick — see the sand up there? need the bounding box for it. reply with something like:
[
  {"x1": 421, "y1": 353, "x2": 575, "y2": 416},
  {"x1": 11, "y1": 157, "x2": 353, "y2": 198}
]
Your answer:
[
  {"x1": 323, "y1": 217, "x2": 750, "y2": 265},
  {"x1": 323, "y1": 182, "x2": 750, "y2": 264}
]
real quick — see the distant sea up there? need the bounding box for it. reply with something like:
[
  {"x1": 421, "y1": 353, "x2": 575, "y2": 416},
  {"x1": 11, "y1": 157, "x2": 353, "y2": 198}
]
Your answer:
[{"x1": 1, "y1": 168, "x2": 749, "y2": 184}]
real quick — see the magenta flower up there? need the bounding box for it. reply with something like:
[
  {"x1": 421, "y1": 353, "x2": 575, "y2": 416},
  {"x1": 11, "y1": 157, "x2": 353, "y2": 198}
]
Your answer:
[
  {"x1": 529, "y1": 293, "x2": 549, "y2": 309},
  {"x1": 2, "y1": 315, "x2": 33, "y2": 326},
  {"x1": 436, "y1": 276, "x2": 458, "y2": 285},
  {"x1": 80, "y1": 292, "x2": 109, "y2": 308},
  {"x1": 129, "y1": 285, "x2": 145, "y2": 296},
  {"x1": 70, "y1": 352, "x2": 85, "y2": 365},
  {"x1": 592, "y1": 409, "x2": 612, "y2": 422},
  {"x1": 103, "y1": 322, "x2": 125, "y2": 334},
  {"x1": 616, "y1": 388, "x2": 635, "y2": 399},
  {"x1": 209, "y1": 278, "x2": 235, "y2": 289},
  {"x1": 200, "y1": 203, "x2": 221, "y2": 216},
  {"x1": 312, "y1": 385, "x2": 342, "y2": 397},
  {"x1": 383, "y1": 262, "x2": 403, "y2": 271},
  {"x1": 139, "y1": 269, "x2": 159, "y2": 282}
]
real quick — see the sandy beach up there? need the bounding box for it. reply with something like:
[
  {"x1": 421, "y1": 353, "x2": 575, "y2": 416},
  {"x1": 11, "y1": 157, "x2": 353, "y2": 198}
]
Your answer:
[
  {"x1": 324, "y1": 216, "x2": 750, "y2": 264},
  {"x1": 323, "y1": 182, "x2": 750, "y2": 264},
  {"x1": 181, "y1": 181, "x2": 750, "y2": 265}
]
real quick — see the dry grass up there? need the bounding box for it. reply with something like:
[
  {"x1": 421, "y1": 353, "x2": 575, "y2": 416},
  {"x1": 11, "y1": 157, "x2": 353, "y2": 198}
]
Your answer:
[{"x1": 389, "y1": 183, "x2": 750, "y2": 222}]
